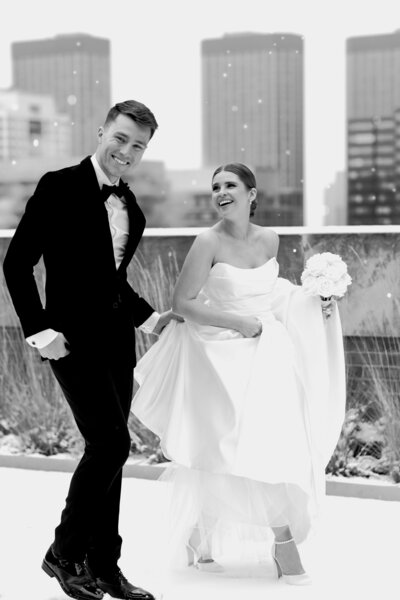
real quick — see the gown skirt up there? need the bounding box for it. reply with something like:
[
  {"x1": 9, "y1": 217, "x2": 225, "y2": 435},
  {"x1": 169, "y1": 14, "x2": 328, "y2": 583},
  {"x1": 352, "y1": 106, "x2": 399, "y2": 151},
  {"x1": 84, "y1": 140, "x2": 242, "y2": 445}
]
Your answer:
[{"x1": 131, "y1": 258, "x2": 346, "y2": 566}]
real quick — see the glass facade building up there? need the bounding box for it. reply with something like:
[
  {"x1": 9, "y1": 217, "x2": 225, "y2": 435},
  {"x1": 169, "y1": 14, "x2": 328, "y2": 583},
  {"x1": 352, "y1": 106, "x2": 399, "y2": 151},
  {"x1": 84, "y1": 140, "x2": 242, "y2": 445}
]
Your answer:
[
  {"x1": 202, "y1": 32, "x2": 304, "y2": 225},
  {"x1": 347, "y1": 31, "x2": 400, "y2": 224},
  {"x1": 12, "y1": 33, "x2": 111, "y2": 157}
]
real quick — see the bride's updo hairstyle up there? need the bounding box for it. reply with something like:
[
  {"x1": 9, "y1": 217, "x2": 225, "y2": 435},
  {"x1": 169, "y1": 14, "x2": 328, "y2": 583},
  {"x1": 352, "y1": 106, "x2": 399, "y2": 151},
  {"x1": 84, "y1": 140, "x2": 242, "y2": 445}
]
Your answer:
[{"x1": 212, "y1": 163, "x2": 258, "y2": 217}]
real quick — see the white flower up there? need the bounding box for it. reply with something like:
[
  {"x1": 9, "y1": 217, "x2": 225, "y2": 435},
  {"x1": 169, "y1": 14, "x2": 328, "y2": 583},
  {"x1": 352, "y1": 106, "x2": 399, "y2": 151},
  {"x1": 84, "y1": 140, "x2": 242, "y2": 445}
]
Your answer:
[
  {"x1": 316, "y1": 277, "x2": 335, "y2": 298},
  {"x1": 301, "y1": 252, "x2": 352, "y2": 299},
  {"x1": 325, "y1": 263, "x2": 346, "y2": 282},
  {"x1": 334, "y1": 273, "x2": 352, "y2": 297}
]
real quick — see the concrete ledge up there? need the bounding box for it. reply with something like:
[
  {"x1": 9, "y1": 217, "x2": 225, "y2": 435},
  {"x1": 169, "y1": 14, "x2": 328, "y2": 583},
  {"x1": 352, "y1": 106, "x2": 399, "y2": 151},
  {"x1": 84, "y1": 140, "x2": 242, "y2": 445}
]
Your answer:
[
  {"x1": 2, "y1": 453, "x2": 400, "y2": 501},
  {"x1": 326, "y1": 476, "x2": 400, "y2": 502},
  {"x1": 4, "y1": 225, "x2": 400, "y2": 238},
  {"x1": 0, "y1": 453, "x2": 76, "y2": 472},
  {"x1": 0, "y1": 453, "x2": 166, "y2": 479}
]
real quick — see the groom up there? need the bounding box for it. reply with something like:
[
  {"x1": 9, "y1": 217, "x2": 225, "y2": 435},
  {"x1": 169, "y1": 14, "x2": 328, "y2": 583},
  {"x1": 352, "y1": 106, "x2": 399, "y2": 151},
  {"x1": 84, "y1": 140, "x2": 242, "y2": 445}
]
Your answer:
[{"x1": 3, "y1": 100, "x2": 174, "y2": 600}]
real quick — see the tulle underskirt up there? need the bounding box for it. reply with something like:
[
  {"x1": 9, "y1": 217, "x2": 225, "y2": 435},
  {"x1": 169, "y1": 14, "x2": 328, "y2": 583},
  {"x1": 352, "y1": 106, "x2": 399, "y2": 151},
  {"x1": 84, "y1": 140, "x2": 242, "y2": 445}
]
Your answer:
[{"x1": 157, "y1": 462, "x2": 315, "y2": 571}]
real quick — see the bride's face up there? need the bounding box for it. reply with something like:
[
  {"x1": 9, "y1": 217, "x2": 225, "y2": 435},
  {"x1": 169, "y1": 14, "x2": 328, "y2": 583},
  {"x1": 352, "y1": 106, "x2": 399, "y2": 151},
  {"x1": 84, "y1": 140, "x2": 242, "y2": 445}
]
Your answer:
[{"x1": 212, "y1": 171, "x2": 252, "y2": 219}]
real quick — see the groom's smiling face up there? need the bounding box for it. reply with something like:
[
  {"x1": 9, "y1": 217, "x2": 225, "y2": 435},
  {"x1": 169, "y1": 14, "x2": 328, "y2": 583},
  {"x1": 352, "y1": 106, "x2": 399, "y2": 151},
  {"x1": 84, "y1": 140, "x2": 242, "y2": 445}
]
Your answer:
[{"x1": 95, "y1": 114, "x2": 151, "y2": 182}]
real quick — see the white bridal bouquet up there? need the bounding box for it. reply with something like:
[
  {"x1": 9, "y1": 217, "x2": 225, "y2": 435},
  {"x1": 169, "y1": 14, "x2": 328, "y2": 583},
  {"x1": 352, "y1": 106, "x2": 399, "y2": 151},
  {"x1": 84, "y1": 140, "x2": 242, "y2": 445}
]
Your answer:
[{"x1": 301, "y1": 252, "x2": 352, "y2": 301}]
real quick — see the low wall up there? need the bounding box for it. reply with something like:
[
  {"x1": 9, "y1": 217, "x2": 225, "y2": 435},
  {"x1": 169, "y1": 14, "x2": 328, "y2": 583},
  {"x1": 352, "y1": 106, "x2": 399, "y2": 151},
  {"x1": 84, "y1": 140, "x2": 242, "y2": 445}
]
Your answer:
[
  {"x1": 1, "y1": 226, "x2": 400, "y2": 336},
  {"x1": 135, "y1": 226, "x2": 400, "y2": 337}
]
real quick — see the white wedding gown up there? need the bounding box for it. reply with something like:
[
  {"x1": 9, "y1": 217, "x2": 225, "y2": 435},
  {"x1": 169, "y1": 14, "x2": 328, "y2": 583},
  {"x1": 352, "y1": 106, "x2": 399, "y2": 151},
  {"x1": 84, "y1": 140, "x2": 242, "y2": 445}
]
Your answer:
[{"x1": 132, "y1": 258, "x2": 345, "y2": 565}]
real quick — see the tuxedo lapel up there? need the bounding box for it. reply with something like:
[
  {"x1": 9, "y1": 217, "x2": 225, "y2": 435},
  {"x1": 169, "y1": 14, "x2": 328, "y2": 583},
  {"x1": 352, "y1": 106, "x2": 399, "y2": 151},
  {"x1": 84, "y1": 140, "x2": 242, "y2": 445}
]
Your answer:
[
  {"x1": 78, "y1": 155, "x2": 102, "y2": 192},
  {"x1": 117, "y1": 182, "x2": 146, "y2": 271}
]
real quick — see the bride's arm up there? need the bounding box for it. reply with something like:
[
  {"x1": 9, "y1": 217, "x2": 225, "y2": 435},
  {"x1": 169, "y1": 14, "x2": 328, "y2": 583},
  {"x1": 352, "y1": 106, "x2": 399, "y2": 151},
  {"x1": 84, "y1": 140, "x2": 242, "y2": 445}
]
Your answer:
[{"x1": 172, "y1": 231, "x2": 260, "y2": 337}]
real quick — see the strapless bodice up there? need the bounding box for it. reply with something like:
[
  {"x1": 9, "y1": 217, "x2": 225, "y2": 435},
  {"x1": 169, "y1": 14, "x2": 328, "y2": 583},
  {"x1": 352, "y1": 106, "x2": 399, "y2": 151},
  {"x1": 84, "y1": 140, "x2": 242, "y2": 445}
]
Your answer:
[{"x1": 197, "y1": 257, "x2": 279, "y2": 318}]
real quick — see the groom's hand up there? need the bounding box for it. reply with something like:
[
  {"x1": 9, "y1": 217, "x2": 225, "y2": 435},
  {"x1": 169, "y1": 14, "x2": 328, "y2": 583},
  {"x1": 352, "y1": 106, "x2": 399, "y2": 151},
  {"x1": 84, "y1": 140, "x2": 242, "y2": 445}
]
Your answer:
[
  {"x1": 153, "y1": 309, "x2": 184, "y2": 336},
  {"x1": 39, "y1": 332, "x2": 70, "y2": 360}
]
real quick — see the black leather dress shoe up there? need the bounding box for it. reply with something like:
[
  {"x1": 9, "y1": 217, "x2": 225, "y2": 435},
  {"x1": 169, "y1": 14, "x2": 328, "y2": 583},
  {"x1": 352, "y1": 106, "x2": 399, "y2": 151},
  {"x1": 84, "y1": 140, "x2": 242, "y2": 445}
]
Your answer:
[
  {"x1": 42, "y1": 546, "x2": 104, "y2": 600},
  {"x1": 87, "y1": 566, "x2": 155, "y2": 600}
]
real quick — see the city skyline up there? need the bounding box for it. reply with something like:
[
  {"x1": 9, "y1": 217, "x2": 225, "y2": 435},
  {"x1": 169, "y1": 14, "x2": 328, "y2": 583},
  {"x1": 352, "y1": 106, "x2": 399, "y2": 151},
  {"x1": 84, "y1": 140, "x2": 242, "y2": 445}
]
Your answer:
[{"x1": 1, "y1": 0, "x2": 400, "y2": 224}]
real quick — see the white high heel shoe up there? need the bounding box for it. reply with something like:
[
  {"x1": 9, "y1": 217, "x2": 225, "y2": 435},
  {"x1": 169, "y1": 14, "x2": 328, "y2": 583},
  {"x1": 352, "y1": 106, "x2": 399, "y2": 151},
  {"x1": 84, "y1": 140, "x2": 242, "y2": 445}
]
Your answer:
[
  {"x1": 272, "y1": 538, "x2": 312, "y2": 585},
  {"x1": 186, "y1": 542, "x2": 224, "y2": 573}
]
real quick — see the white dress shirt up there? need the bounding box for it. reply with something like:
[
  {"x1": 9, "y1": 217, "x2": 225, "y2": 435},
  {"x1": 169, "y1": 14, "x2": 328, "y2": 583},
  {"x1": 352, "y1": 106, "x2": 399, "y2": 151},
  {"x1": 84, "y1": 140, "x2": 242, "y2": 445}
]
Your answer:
[
  {"x1": 91, "y1": 155, "x2": 129, "y2": 269},
  {"x1": 26, "y1": 155, "x2": 160, "y2": 349}
]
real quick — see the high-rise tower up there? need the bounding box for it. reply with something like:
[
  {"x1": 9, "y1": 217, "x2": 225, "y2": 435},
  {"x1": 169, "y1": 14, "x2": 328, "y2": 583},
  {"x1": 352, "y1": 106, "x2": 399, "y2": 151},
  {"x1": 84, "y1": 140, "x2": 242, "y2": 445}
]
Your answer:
[
  {"x1": 347, "y1": 30, "x2": 400, "y2": 224},
  {"x1": 202, "y1": 32, "x2": 304, "y2": 225},
  {"x1": 12, "y1": 33, "x2": 111, "y2": 157}
]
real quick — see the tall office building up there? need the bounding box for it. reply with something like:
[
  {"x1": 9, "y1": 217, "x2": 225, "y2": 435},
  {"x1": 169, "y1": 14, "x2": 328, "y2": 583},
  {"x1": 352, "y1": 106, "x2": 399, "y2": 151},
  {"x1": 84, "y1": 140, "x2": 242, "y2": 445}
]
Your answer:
[
  {"x1": 202, "y1": 32, "x2": 304, "y2": 225},
  {"x1": 0, "y1": 89, "x2": 71, "y2": 161},
  {"x1": 347, "y1": 31, "x2": 400, "y2": 225},
  {"x1": 12, "y1": 33, "x2": 111, "y2": 157}
]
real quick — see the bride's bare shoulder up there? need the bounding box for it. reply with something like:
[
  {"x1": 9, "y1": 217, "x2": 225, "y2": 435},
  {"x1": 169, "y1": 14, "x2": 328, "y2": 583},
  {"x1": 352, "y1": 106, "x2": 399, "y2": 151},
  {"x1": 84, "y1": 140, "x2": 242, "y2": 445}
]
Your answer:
[
  {"x1": 185, "y1": 228, "x2": 219, "y2": 263},
  {"x1": 195, "y1": 227, "x2": 220, "y2": 247},
  {"x1": 251, "y1": 224, "x2": 278, "y2": 240},
  {"x1": 253, "y1": 225, "x2": 279, "y2": 254}
]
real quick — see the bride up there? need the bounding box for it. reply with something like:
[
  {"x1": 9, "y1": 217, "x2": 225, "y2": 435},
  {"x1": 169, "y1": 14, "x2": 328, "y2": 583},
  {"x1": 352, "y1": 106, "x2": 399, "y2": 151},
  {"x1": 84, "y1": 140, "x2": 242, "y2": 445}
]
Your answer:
[{"x1": 132, "y1": 163, "x2": 345, "y2": 585}]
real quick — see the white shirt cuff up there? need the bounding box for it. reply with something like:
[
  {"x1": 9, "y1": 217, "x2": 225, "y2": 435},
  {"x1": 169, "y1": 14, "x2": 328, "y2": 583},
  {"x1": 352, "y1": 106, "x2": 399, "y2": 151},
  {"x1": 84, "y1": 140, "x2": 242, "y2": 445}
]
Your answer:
[
  {"x1": 26, "y1": 329, "x2": 59, "y2": 349},
  {"x1": 139, "y1": 312, "x2": 161, "y2": 334}
]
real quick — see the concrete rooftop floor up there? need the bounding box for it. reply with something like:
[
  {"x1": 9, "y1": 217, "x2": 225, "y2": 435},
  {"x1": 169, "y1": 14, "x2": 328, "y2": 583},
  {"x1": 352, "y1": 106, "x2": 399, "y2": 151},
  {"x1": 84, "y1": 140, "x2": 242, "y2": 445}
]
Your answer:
[{"x1": 0, "y1": 466, "x2": 399, "y2": 600}]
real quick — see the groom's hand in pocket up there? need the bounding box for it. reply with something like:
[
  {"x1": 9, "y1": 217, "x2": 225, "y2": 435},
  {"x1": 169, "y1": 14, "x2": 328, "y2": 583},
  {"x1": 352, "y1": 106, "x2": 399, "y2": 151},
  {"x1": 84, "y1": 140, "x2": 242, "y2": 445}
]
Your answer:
[{"x1": 39, "y1": 332, "x2": 70, "y2": 360}]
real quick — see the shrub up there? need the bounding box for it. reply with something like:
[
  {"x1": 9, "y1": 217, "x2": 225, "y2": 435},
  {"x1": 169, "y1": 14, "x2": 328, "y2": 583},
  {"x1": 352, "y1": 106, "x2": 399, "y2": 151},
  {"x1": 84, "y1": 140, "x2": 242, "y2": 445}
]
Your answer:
[{"x1": 327, "y1": 335, "x2": 400, "y2": 482}]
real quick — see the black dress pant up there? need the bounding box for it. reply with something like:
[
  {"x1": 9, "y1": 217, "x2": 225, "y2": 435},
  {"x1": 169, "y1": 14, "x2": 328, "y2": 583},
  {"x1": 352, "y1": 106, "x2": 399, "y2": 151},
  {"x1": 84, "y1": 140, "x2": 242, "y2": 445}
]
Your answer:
[{"x1": 50, "y1": 346, "x2": 134, "y2": 572}]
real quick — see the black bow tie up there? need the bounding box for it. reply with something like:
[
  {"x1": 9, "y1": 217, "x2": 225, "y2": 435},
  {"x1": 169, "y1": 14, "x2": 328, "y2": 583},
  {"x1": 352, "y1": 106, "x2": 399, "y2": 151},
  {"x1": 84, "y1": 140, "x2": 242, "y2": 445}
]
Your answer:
[{"x1": 101, "y1": 181, "x2": 129, "y2": 200}]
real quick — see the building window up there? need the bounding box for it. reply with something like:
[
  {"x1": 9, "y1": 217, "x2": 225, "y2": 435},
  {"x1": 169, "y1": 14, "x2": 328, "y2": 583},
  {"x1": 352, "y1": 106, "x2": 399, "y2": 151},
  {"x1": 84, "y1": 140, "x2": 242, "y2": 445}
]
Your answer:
[
  {"x1": 348, "y1": 122, "x2": 374, "y2": 133},
  {"x1": 353, "y1": 206, "x2": 371, "y2": 215},
  {"x1": 349, "y1": 194, "x2": 363, "y2": 203},
  {"x1": 348, "y1": 132, "x2": 375, "y2": 144},
  {"x1": 375, "y1": 156, "x2": 393, "y2": 166},
  {"x1": 376, "y1": 145, "x2": 393, "y2": 154},
  {"x1": 375, "y1": 206, "x2": 392, "y2": 215},
  {"x1": 376, "y1": 134, "x2": 393, "y2": 143},
  {"x1": 29, "y1": 119, "x2": 42, "y2": 135},
  {"x1": 348, "y1": 157, "x2": 372, "y2": 168},
  {"x1": 348, "y1": 146, "x2": 373, "y2": 156}
]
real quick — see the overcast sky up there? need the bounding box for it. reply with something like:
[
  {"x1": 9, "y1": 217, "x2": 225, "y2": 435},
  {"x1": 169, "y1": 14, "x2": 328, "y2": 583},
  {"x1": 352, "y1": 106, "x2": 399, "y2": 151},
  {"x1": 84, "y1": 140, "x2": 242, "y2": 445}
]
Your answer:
[{"x1": 0, "y1": 0, "x2": 399, "y2": 223}]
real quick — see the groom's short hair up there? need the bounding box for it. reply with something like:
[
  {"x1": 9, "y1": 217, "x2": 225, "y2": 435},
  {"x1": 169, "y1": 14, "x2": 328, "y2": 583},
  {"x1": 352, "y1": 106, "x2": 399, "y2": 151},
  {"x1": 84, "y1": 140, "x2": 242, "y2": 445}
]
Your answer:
[{"x1": 104, "y1": 100, "x2": 158, "y2": 139}]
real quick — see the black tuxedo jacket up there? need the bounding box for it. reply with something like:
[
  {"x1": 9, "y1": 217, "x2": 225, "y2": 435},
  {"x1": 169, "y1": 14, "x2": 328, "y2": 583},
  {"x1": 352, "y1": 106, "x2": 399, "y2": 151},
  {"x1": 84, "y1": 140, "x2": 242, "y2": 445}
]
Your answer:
[{"x1": 3, "y1": 156, "x2": 154, "y2": 366}]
